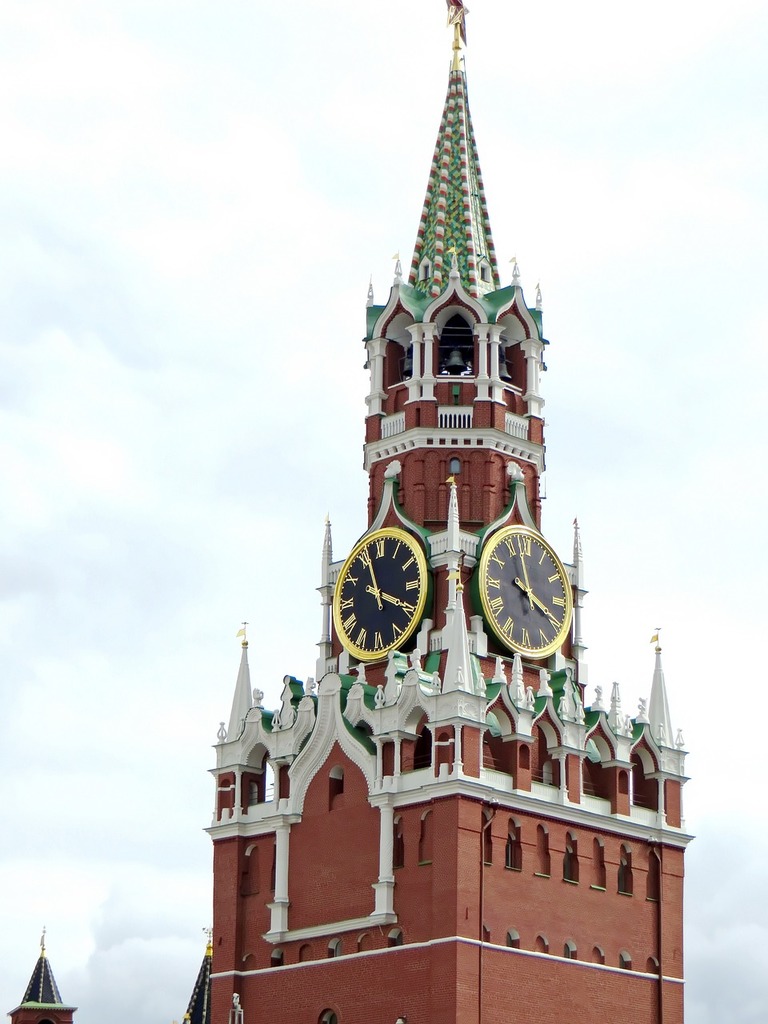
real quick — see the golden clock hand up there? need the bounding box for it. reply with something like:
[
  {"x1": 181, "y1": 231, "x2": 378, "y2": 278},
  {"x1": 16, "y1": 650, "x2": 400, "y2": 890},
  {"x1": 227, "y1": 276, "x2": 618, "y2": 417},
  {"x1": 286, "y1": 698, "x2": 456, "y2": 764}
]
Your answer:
[
  {"x1": 380, "y1": 592, "x2": 416, "y2": 612},
  {"x1": 365, "y1": 583, "x2": 384, "y2": 610},
  {"x1": 514, "y1": 576, "x2": 533, "y2": 599},
  {"x1": 528, "y1": 590, "x2": 560, "y2": 629},
  {"x1": 519, "y1": 551, "x2": 533, "y2": 608}
]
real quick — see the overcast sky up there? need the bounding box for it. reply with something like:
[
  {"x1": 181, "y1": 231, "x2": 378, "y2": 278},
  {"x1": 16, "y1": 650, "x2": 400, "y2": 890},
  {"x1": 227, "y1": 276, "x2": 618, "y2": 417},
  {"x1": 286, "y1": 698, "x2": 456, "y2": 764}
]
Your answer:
[{"x1": 1, "y1": 1, "x2": 766, "y2": 1021}]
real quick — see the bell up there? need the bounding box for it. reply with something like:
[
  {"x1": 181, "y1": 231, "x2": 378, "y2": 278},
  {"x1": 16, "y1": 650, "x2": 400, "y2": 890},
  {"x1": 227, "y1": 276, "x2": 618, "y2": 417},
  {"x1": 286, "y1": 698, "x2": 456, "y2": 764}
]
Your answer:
[
  {"x1": 499, "y1": 349, "x2": 512, "y2": 381},
  {"x1": 444, "y1": 348, "x2": 466, "y2": 375},
  {"x1": 403, "y1": 347, "x2": 413, "y2": 376}
]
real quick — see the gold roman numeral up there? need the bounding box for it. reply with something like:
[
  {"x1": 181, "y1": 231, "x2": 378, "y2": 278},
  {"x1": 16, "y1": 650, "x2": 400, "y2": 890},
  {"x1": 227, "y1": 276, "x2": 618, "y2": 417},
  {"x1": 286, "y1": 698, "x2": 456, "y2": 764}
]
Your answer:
[
  {"x1": 521, "y1": 627, "x2": 530, "y2": 647},
  {"x1": 402, "y1": 555, "x2": 416, "y2": 570},
  {"x1": 539, "y1": 628, "x2": 550, "y2": 645},
  {"x1": 356, "y1": 627, "x2": 368, "y2": 647},
  {"x1": 405, "y1": 579, "x2": 419, "y2": 591},
  {"x1": 340, "y1": 597, "x2": 353, "y2": 610},
  {"x1": 501, "y1": 617, "x2": 514, "y2": 639},
  {"x1": 343, "y1": 613, "x2": 357, "y2": 632},
  {"x1": 375, "y1": 538, "x2": 386, "y2": 558},
  {"x1": 490, "y1": 553, "x2": 505, "y2": 569},
  {"x1": 392, "y1": 622, "x2": 404, "y2": 640},
  {"x1": 487, "y1": 576, "x2": 501, "y2": 590},
  {"x1": 548, "y1": 572, "x2": 560, "y2": 583},
  {"x1": 489, "y1": 596, "x2": 504, "y2": 614},
  {"x1": 374, "y1": 631, "x2": 384, "y2": 650},
  {"x1": 517, "y1": 535, "x2": 532, "y2": 557},
  {"x1": 552, "y1": 596, "x2": 565, "y2": 607}
]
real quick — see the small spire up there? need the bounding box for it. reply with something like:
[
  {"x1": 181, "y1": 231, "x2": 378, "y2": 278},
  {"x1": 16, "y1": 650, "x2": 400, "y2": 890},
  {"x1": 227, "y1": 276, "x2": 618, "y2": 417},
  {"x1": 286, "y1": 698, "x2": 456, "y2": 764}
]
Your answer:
[
  {"x1": 535, "y1": 281, "x2": 543, "y2": 311},
  {"x1": 511, "y1": 652, "x2": 525, "y2": 706},
  {"x1": 608, "y1": 681, "x2": 622, "y2": 733},
  {"x1": 320, "y1": 516, "x2": 333, "y2": 586},
  {"x1": 446, "y1": 475, "x2": 460, "y2": 553},
  {"x1": 204, "y1": 926, "x2": 213, "y2": 957},
  {"x1": 393, "y1": 252, "x2": 403, "y2": 283},
  {"x1": 40, "y1": 926, "x2": 46, "y2": 957},
  {"x1": 511, "y1": 256, "x2": 521, "y2": 287},
  {"x1": 366, "y1": 276, "x2": 374, "y2": 307},
  {"x1": 442, "y1": 571, "x2": 475, "y2": 694},
  {"x1": 446, "y1": 0, "x2": 468, "y2": 69},
  {"x1": 573, "y1": 518, "x2": 583, "y2": 565},
  {"x1": 226, "y1": 636, "x2": 252, "y2": 741},
  {"x1": 235, "y1": 622, "x2": 248, "y2": 648},
  {"x1": 648, "y1": 635, "x2": 674, "y2": 748}
]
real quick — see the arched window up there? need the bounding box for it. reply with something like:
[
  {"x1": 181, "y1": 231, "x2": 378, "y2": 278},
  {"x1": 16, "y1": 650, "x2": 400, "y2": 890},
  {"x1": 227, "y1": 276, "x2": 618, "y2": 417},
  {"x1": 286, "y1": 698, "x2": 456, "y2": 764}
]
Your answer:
[
  {"x1": 328, "y1": 766, "x2": 344, "y2": 810},
  {"x1": 542, "y1": 759, "x2": 554, "y2": 785},
  {"x1": 270, "y1": 837, "x2": 276, "y2": 891},
  {"x1": 482, "y1": 808, "x2": 493, "y2": 865},
  {"x1": 618, "y1": 845, "x2": 634, "y2": 895},
  {"x1": 520, "y1": 745, "x2": 530, "y2": 770},
  {"x1": 328, "y1": 938, "x2": 342, "y2": 958},
  {"x1": 505, "y1": 819, "x2": 522, "y2": 870},
  {"x1": 271, "y1": 948, "x2": 284, "y2": 967},
  {"x1": 419, "y1": 257, "x2": 432, "y2": 282},
  {"x1": 646, "y1": 956, "x2": 660, "y2": 974},
  {"x1": 298, "y1": 943, "x2": 311, "y2": 962},
  {"x1": 592, "y1": 838, "x2": 606, "y2": 889},
  {"x1": 319, "y1": 1012, "x2": 338, "y2": 1024},
  {"x1": 506, "y1": 929, "x2": 520, "y2": 949},
  {"x1": 564, "y1": 940, "x2": 577, "y2": 959},
  {"x1": 619, "y1": 950, "x2": 633, "y2": 970},
  {"x1": 393, "y1": 816, "x2": 405, "y2": 869},
  {"x1": 592, "y1": 946, "x2": 605, "y2": 964},
  {"x1": 439, "y1": 313, "x2": 474, "y2": 375},
  {"x1": 413, "y1": 726, "x2": 433, "y2": 769},
  {"x1": 357, "y1": 932, "x2": 371, "y2": 951},
  {"x1": 563, "y1": 832, "x2": 579, "y2": 883},
  {"x1": 647, "y1": 850, "x2": 661, "y2": 901},
  {"x1": 536, "y1": 824, "x2": 551, "y2": 876},
  {"x1": 388, "y1": 928, "x2": 403, "y2": 947},
  {"x1": 240, "y1": 845, "x2": 260, "y2": 895},
  {"x1": 535, "y1": 934, "x2": 549, "y2": 954},
  {"x1": 449, "y1": 456, "x2": 462, "y2": 475},
  {"x1": 418, "y1": 810, "x2": 433, "y2": 864}
]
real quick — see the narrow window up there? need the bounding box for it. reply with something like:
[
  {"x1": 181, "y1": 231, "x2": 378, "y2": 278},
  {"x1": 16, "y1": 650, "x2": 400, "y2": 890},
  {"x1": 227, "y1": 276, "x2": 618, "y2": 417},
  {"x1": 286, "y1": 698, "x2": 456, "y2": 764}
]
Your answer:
[
  {"x1": 647, "y1": 850, "x2": 661, "y2": 901},
  {"x1": 563, "y1": 832, "x2": 579, "y2": 883},
  {"x1": 357, "y1": 933, "x2": 371, "y2": 952},
  {"x1": 319, "y1": 1012, "x2": 338, "y2": 1024},
  {"x1": 393, "y1": 816, "x2": 405, "y2": 869},
  {"x1": 388, "y1": 928, "x2": 403, "y2": 947},
  {"x1": 505, "y1": 819, "x2": 522, "y2": 871},
  {"x1": 449, "y1": 456, "x2": 461, "y2": 475},
  {"x1": 328, "y1": 938, "x2": 342, "y2": 958},
  {"x1": 619, "y1": 950, "x2": 633, "y2": 970},
  {"x1": 271, "y1": 948, "x2": 284, "y2": 967},
  {"x1": 506, "y1": 929, "x2": 520, "y2": 949},
  {"x1": 298, "y1": 943, "x2": 311, "y2": 962},
  {"x1": 482, "y1": 808, "x2": 493, "y2": 865},
  {"x1": 646, "y1": 956, "x2": 660, "y2": 973},
  {"x1": 536, "y1": 825, "x2": 551, "y2": 876},
  {"x1": 270, "y1": 838, "x2": 276, "y2": 891},
  {"x1": 413, "y1": 725, "x2": 433, "y2": 769},
  {"x1": 564, "y1": 940, "x2": 577, "y2": 959},
  {"x1": 328, "y1": 766, "x2": 344, "y2": 810},
  {"x1": 618, "y1": 845, "x2": 634, "y2": 895},
  {"x1": 418, "y1": 810, "x2": 433, "y2": 864},
  {"x1": 592, "y1": 838, "x2": 606, "y2": 889},
  {"x1": 592, "y1": 945, "x2": 605, "y2": 965},
  {"x1": 535, "y1": 934, "x2": 549, "y2": 954}
]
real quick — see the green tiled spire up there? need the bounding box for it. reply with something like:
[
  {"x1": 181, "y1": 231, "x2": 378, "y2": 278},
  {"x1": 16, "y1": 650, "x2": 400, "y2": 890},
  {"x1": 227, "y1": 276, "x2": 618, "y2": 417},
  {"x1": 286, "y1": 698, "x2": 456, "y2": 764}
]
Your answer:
[{"x1": 408, "y1": 65, "x2": 499, "y2": 299}]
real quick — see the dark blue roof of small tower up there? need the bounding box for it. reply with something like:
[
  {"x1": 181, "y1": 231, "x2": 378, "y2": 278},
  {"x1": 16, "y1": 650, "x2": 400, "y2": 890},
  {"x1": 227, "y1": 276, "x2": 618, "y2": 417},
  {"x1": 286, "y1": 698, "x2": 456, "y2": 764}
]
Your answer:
[
  {"x1": 10, "y1": 949, "x2": 77, "y2": 1013},
  {"x1": 183, "y1": 943, "x2": 212, "y2": 1024}
]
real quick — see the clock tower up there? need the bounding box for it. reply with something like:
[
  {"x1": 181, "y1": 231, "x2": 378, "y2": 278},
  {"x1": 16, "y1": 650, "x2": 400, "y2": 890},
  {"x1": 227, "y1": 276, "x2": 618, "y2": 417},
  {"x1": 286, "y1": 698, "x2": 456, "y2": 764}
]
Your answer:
[{"x1": 208, "y1": 10, "x2": 691, "y2": 1024}]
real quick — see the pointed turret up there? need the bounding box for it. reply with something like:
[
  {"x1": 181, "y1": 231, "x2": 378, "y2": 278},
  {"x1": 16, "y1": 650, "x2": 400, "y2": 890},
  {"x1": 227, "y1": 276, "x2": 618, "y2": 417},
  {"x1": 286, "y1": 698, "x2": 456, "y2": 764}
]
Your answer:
[
  {"x1": 183, "y1": 936, "x2": 212, "y2": 1024},
  {"x1": 227, "y1": 633, "x2": 252, "y2": 741},
  {"x1": 442, "y1": 575, "x2": 475, "y2": 694},
  {"x1": 648, "y1": 636, "x2": 674, "y2": 747},
  {"x1": 9, "y1": 935, "x2": 76, "y2": 1024},
  {"x1": 408, "y1": 54, "x2": 499, "y2": 299}
]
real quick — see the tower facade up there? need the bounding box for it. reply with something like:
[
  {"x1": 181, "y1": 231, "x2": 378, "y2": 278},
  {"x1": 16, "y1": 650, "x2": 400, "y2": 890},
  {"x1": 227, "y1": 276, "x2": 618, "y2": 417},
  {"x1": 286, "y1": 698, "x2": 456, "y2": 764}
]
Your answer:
[{"x1": 209, "y1": 16, "x2": 690, "y2": 1024}]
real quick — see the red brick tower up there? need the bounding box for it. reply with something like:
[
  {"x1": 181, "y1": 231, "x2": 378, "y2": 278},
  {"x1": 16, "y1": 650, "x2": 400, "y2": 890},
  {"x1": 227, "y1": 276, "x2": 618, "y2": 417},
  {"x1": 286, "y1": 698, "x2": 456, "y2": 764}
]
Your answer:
[
  {"x1": 208, "y1": 11, "x2": 691, "y2": 1024},
  {"x1": 8, "y1": 935, "x2": 77, "y2": 1024}
]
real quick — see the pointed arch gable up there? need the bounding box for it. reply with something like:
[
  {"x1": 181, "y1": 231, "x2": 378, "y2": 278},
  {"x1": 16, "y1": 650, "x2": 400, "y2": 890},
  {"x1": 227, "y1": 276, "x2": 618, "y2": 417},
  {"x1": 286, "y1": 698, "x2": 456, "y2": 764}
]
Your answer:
[
  {"x1": 495, "y1": 295, "x2": 540, "y2": 339},
  {"x1": 424, "y1": 286, "x2": 486, "y2": 326}
]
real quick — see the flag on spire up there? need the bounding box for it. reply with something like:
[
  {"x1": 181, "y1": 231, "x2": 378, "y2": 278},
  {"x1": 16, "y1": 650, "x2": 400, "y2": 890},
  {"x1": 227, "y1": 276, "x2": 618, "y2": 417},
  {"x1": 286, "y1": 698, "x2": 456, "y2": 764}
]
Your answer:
[{"x1": 446, "y1": 0, "x2": 468, "y2": 45}]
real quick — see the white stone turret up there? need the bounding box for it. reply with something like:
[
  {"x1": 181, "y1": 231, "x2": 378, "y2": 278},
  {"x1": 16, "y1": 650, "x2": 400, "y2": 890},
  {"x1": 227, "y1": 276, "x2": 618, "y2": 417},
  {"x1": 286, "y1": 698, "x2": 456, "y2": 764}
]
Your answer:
[
  {"x1": 316, "y1": 516, "x2": 334, "y2": 679},
  {"x1": 227, "y1": 639, "x2": 252, "y2": 742},
  {"x1": 648, "y1": 641, "x2": 674, "y2": 748},
  {"x1": 442, "y1": 578, "x2": 475, "y2": 694},
  {"x1": 571, "y1": 517, "x2": 588, "y2": 683}
]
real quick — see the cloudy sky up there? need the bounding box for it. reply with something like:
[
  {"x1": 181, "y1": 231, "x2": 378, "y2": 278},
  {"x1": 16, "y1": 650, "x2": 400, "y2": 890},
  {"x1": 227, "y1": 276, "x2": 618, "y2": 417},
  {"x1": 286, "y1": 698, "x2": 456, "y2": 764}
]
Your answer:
[{"x1": 1, "y1": 1, "x2": 766, "y2": 1021}]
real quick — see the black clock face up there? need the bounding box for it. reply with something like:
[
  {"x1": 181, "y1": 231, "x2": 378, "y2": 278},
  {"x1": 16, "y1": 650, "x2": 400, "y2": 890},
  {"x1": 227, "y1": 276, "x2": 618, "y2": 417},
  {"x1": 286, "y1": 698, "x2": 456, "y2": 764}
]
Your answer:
[
  {"x1": 478, "y1": 525, "x2": 573, "y2": 658},
  {"x1": 332, "y1": 527, "x2": 428, "y2": 662}
]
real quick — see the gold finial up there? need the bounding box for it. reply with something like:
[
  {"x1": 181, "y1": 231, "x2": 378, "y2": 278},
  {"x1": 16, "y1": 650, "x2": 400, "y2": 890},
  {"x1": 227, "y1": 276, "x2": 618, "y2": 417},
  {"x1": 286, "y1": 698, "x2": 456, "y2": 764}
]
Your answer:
[
  {"x1": 40, "y1": 926, "x2": 46, "y2": 957},
  {"x1": 446, "y1": 474, "x2": 455, "y2": 485},
  {"x1": 204, "y1": 926, "x2": 213, "y2": 957},
  {"x1": 447, "y1": 569, "x2": 464, "y2": 592},
  {"x1": 650, "y1": 628, "x2": 662, "y2": 653},
  {"x1": 446, "y1": 1, "x2": 468, "y2": 70},
  {"x1": 236, "y1": 622, "x2": 248, "y2": 648}
]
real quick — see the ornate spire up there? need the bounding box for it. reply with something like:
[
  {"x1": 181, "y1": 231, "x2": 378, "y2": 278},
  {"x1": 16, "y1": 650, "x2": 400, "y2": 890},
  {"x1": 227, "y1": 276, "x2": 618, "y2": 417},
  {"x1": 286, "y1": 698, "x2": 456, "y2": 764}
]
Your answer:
[
  {"x1": 183, "y1": 935, "x2": 212, "y2": 1024},
  {"x1": 13, "y1": 938, "x2": 75, "y2": 1012},
  {"x1": 648, "y1": 633, "x2": 674, "y2": 747},
  {"x1": 408, "y1": 42, "x2": 499, "y2": 299},
  {"x1": 442, "y1": 573, "x2": 475, "y2": 694},
  {"x1": 226, "y1": 629, "x2": 252, "y2": 741}
]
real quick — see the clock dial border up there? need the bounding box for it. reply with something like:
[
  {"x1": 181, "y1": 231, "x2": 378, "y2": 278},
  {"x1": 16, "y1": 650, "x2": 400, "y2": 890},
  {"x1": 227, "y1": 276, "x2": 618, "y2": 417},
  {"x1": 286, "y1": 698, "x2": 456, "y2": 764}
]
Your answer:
[
  {"x1": 477, "y1": 524, "x2": 573, "y2": 658},
  {"x1": 332, "y1": 526, "x2": 429, "y2": 663}
]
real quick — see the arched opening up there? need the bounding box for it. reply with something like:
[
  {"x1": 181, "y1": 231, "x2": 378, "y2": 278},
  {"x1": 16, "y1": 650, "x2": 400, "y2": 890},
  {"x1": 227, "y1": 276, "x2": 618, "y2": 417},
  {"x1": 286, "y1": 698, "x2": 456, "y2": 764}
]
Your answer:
[
  {"x1": 482, "y1": 807, "x2": 493, "y2": 865},
  {"x1": 631, "y1": 750, "x2": 659, "y2": 810},
  {"x1": 563, "y1": 832, "x2": 579, "y2": 883},
  {"x1": 328, "y1": 766, "x2": 344, "y2": 810},
  {"x1": 271, "y1": 948, "x2": 284, "y2": 967},
  {"x1": 413, "y1": 725, "x2": 433, "y2": 770},
  {"x1": 434, "y1": 729, "x2": 452, "y2": 772},
  {"x1": 506, "y1": 929, "x2": 520, "y2": 949},
  {"x1": 418, "y1": 810, "x2": 434, "y2": 864},
  {"x1": 618, "y1": 845, "x2": 634, "y2": 895},
  {"x1": 592, "y1": 838, "x2": 606, "y2": 889},
  {"x1": 270, "y1": 837, "x2": 276, "y2": 891},
  {"x1": 592, "y1": 945, "x2": 605, "y2": 965},
  {"x1": 388, "y1": 928, "x2": 403, "y2": 947},
  {"x1": 449, "y1": 456, "x2": 462, "y2": 475},
  {"x1": 319, "y1": 1011, "x2": 338, "y2": 1024},
  {"x1": 647, "y1": 849, "x2": 661, "y2": 901},
  {"x1": 298, "y1": 943, "x2": 311, "y2": 962},
  {"x1": 520, "y1": 745, "x2": 530, "y2": 770},
  {"x1": 357, "y1": 932, "x2": 371, "y2": 951},
  {"x1": 505, "y1": 819, "x2": 522, "y2": 871},
  {"x1": 564, "y1": 940, "x2": 577, "y2": 959},
  {"x1": 619, "y1": 950, "x2": 633, "y2": 970},
  {"x1": 393, "y1": 815, "x2": 405, "y2": 869},
  {"x1": 646, "y1": 956, "x2": 660, "y2": 973},
  {"x1": 439, "y1": 313, "x2": 474, "y2": 375},
  {"x1": 240, "y1": 844, "x2": 260, "y2": 895},
  {"x1": 536, "y1": 824, "x2": 551, "y2": 876},
  {"x1": 327, "y1": 938, "x2": 342, "y2": 958},
  {"x1": 482, "y1": 731, "x2": 506, "y2": 771},
  {"x1": 535, "y1": 934, "x2": 549, "y2": 954}
]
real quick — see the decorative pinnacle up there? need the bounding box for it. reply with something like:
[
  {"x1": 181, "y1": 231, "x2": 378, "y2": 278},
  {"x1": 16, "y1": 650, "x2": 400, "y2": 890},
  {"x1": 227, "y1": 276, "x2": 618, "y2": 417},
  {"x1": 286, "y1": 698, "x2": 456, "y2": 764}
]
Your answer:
[
  {"x1": 236, "y1": 622, "x2": 248, "y2": 648},
  {"x1": 366, "y1": 276, "x2": 374, "y2": 308},
  {"x1": 446, "y1": 0, "x2": 468, "y2": 69},
  {"x1": 203, "y1": 926, "x2": 213, "y2": 957},
  {"x1": 40, "y1": 926, "x2": 46, "y2": 957},
  {"x1": 650, "y1": 627, "x2": 662, "y2": 652}
]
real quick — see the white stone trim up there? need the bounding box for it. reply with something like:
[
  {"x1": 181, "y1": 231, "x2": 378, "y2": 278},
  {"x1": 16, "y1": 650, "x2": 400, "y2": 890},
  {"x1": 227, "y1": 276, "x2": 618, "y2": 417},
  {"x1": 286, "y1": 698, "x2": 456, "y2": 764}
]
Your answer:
[
  {"x1": 213, "y1": 933, "x2": 684, "y2": 983},
  {"x1": 263, "y1": 911, "x2": 397, "y2": 945},
  {"x1": 364, "y1": 427, "x2": 543, "y2": 473}
]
